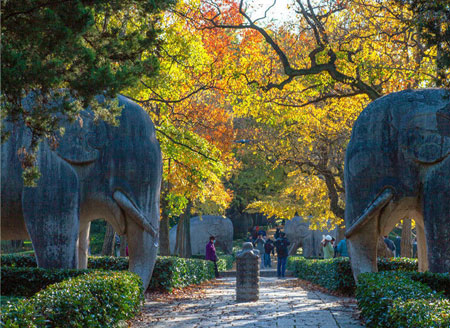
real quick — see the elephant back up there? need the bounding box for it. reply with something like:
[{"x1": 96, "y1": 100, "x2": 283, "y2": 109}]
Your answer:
[{"x1": 344, "y1": 88, "x2": 450, "y2": 226}]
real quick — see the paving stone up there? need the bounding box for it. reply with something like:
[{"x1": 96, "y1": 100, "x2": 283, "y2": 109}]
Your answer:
[{"x1": 131, "y1": 276, "x2": 365, "y2": 327}]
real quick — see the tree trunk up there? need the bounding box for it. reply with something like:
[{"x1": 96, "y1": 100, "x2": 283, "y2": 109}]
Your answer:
[
  {"x1": 101, "y1": 223, "x2": 115, "y2": 256},
  {"x1": 159, "y1": 214, "x2": 171, "y2": 256},
  {"x1": 119, "y1": 235, "x2": 127, "y2": 256},
  {"x1": 401, "y1": 218, "x2": 413, "y2": 258},
  {"x1": 174, "y1": 202, "x2": 192, "y2": 258},
  {"x1": 159, "y1": 172, "x2": 171, "y2": 256}
]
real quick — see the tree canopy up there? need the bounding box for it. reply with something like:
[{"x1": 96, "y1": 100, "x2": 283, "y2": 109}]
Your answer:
[
  {"x1": 174, "y1": 0, "x2": 445, "y2": 229},
  {"x1": 1, "y1": 0, "x2": 174, "y2": 185},
  {"x1": 3, "y1": 0, "x2": 447, "y2": 232}
]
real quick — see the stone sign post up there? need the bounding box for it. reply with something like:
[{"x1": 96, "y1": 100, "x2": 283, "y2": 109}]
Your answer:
[{"x1": 236, "y1": 242, "x2": 259, "y2": 302}]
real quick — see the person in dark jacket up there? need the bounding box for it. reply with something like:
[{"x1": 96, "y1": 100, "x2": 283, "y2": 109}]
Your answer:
[
  {"x1": 384, "y1": 235, "x2": 396, "y2": 257},
  {"x1": 264, "y1": 238, "x2": 275, "y2": 268},
  {"x1": 274, "y1": 232, "x2": 290, "y2": 278},
  {"x1": 206, "y1": 236, "x2": 219, "y2": 278},
  {"x1": 274, "y1": 227, "x2": 281, "y2": 240}
]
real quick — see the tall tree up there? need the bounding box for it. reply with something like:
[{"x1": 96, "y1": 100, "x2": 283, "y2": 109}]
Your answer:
[
  {"x1": 401, "y1": 218, "x2": 413, "y2": 258},
  {"x1": 174, "y1": 202, "x2": 193, "y2": 257},
  {"x1": 1, "y1": 0, "x2": 174, "y2": 185},
  {"x1": 101, "y1": 223, "x2": 115, "y2": 256},
  {"x1": 124, "y1": 0, "x2": 236, "y2": 254},
  {"x1": 178, "y1": 0, "x2": 439, "y2": 229},
  {"x1": 395, "y1": 0, "x2": 450, "y2": 86}
]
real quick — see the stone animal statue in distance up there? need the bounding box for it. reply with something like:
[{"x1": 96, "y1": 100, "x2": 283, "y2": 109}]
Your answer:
[
  {"x1": 1, "y1": 94, "x2": 162, "y2": 289},
  {"x1": 344, "y1": 88, "x2": 450, "y2": 281}
]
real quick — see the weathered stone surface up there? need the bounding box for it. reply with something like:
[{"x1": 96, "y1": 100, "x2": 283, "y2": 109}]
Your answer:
[
  {"x1": 236, "y1": 242, "x2": 259, "y2": 302},
  {"x1": 344, "y1": 88, "x2": 450, "y2": 279},
  {"x1": 284, "y1": 216, "x2": 336, "y2": 257},
  {"x1": 169, "y1": 215, "x2": 233, "y2": 255},
  {"x1": 132, "y1": 277, "x2": 364, "y2": 328},
  {"x1": 1, "y1": 95, "x2": 162, "y2": 289}
]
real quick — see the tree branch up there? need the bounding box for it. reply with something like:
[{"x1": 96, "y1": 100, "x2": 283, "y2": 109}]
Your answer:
[{"x1": 155, "y1": 128, "x2": 219, "y2": 162}]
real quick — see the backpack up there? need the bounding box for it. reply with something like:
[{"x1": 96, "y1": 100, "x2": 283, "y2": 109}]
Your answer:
[
  {"x1": 275, "y1": 238, "x2": 288, "y2": 257},
  {"x1": 264, "y1": 241, "x2": 274, "y2": 253}
]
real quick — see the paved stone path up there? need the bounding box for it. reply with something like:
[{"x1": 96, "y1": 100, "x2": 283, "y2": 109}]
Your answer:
[{"x1": 132, "y1": 277, "x2": 364, "y2": 328}]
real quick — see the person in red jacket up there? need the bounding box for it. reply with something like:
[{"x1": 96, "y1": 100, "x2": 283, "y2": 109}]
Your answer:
[{"x1": 206, "y1": 236, "x2": 219, "y2": 278}]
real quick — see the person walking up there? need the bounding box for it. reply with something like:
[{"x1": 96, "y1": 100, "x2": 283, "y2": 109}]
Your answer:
[
  {"x1": 274, "y1": 232, "x2": 290, "y2": 278},
  {"x1": 384, "y1": 235, "x2": 396, "y2": 257},
  {"x1": 274, "y1": 227, "x2": 281, "y2": 240},
  {"x1": 322, "y1": 235, "x2": 334, "y2": 259},
  {"x1": 264, "y1": 237, "x2": 275, "y2": 268},
  {"x1": 206, "y1": 236, "x2": 220, "y2": 278},
  {"x1": 336, "y1": 238, "x2": 348, "y2": 257},
  {"x1": 254, "y1": 234, "x2": 266, "y2": 269}
]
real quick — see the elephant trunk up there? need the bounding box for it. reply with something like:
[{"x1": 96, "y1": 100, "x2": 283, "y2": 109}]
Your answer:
[
  {"x1": 126, "y1": 221, "x2": 158, "y2": 289},
  {"x1": 347, "y1": 218, "x2": 379, "y2": 281},
  {"x1": 113, "y1": 190, "x2": 159, "y2": 289}
]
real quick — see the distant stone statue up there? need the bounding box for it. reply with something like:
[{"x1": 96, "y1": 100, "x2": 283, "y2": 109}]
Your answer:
[
  {"x1": 236, "y1": 242, "x2": 259, "y2": 302},
  {"x1": 169, "y1": 215, "x2": 233, "y2": 255},
  {"x1": 345, "y1": 89, "x2": 450, "y2": 280},
  {"x1": 284, "y1": 217, "x2": 336, "y2": 257}
]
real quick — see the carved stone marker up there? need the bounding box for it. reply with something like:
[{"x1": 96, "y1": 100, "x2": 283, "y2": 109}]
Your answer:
[{"x1": 236, "y1": 242, "x2": 259, "y2": 302}]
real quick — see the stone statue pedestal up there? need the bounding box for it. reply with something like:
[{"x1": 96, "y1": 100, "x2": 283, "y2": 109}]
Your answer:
[{"x1": 236, "y1": 242, "x2": 259, "y2": 302}]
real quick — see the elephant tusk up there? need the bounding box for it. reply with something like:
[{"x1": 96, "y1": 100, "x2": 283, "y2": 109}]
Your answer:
[
  {"x1": 113, "y1": 190, "x2": 159, "y2": 244},
  {"x1": 345, "y1": 187, "x2": 394, "y2": 238}
]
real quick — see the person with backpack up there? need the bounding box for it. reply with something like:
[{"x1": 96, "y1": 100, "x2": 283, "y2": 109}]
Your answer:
[
  {"x1": 264, "y1": 237, "x2": 275, "y2": 268},
  {"x1": 274, "y1": 232, "x2": 290, "y2": 278}
]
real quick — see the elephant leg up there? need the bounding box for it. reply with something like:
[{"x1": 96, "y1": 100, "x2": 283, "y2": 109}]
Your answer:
[
  {"x1": 78, "y1": 221, "x2": 91, "y2": 269},
  {"x1": 347, "y1": 217, "x2": 378, "y2": 281},
  {"x1": 423, "y1": 158, "x2": 450, "y2": 273},
  {"x1": 22, "y1": 151, "x2": 80, "y2": 269},
  {"x1": 415, "y1": 215, "x2": 429, "y2": 272}
]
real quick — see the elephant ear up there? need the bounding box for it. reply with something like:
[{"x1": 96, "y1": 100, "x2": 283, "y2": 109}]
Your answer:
[
  {"x1": 55, "y1": 111, "x2": 108, "y2": 164},
  {"x1": 402, "y1": 110, "x2": 450, "y2": 164}
]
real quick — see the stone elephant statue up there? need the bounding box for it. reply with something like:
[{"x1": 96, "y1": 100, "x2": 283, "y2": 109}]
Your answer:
[
  {"x1": 1, "y1": 94, "x2": 162, "y2": 289},
  {"x1": 344, "y1": 88, "x2": 450, "y2": 280},
  {"x1": 284, "y1": 217, "x2": 336, "y2": 257},
  {"x1": 169, "y1": 216, "x2": 233, "y2": 255}
]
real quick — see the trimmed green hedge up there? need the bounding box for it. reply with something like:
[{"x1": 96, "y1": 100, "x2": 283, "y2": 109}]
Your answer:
[
  {"x1": 288, "y1": 257, "x2": 355, "y2": 294},
  {"x1": 1, "y1": 254, "x2": 128, "y2": 270},
  {"x1": 190, "y1": 254, "x2": 234, "y2": 270},
  {"x1": 376, "y1": 257, "x2": 418, "y2": 272},
  {"x1": 356, "y1": 272, "x2": 450, "y2": 328},
  {"x1": 287, "y1": 256, "x2": 419, "y2": 294},
  {"x1": 2, "y1": 252, "x2": 234, "y2": 273},
  {"x1": 1, "y1": 271, "x2": 143, "y2": 328},
  {"x1": 1, "y1": 254, "x2": 37, "y2": 268},
  {"x1": 87, "y1": 256, "x2": 128, "y2": 271},
  {"x1": 408, "y1": 271, "x2": 450, "y2": 298},
  {"x1": 219, "y1": 254, "x2": 234, "y2": 270},
  {"x1": 1, "y1": 267, "x2": 89, "y2": 297},
  {"x1": 2, "y1": 255, "x2": 221, "y2": 296},
  {"x1": 149, "y1": 257, "x2": 217, "y2": 291}
]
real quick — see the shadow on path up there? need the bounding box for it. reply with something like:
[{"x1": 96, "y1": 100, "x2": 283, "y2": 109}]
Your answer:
[{"x1": 131, "y1": 277, "x2": 364, "y2": 328}]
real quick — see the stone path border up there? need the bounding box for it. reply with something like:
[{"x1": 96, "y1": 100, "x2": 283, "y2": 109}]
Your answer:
[{"x1": 132, "y1": 277, "x2": 364, "y2": 327}]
